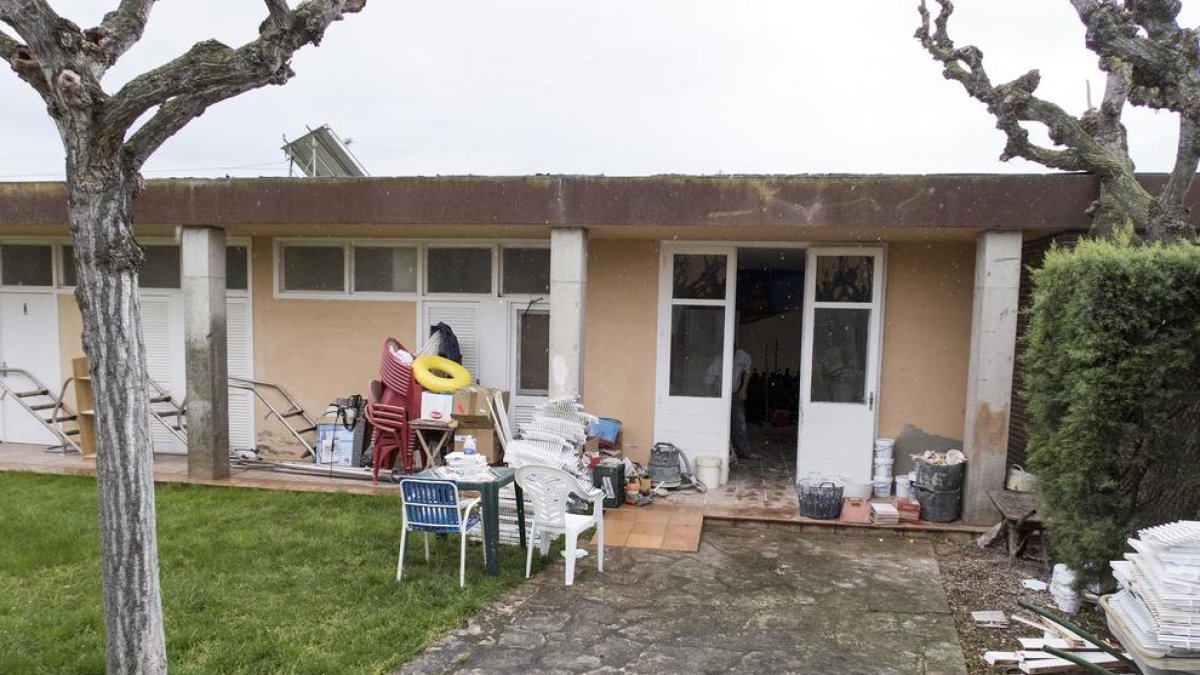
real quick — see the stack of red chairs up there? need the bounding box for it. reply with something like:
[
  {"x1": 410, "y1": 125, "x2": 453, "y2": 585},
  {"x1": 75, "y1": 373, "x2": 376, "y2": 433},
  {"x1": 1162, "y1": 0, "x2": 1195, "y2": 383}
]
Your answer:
[{"x1": 365, "y1": 338, "x2": 421, "y2": 481}]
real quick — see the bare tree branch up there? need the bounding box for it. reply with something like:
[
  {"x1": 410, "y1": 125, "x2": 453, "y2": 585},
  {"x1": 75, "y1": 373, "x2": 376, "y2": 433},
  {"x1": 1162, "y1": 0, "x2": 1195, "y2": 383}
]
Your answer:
[
  {"x1": 917, "y1": 0, "x2": 1091, "y2": 172},
  {"x1": 123, "y1": 82, "x2": 262, "y2": 171},
  {"x1": 262, "y1": 0, "x2": 293, "y2": 31},
  {"x1": 116, "y1": 0, "x2": 365, "y2": 169},
  {"x1": 916, "y1": 0, "x2": 1178, "y2": 238},
  {"x1": 94, "y1": 0, "x2": 155, "y2": 70},
  {"x1": 1161, "y1": 117, "x2": 1200, "y2": 209},
  {"x1": 1, "y1": 13, "x2": 56, "y2": 103},
  {"x1": 1071, "y1": 0, "x2": 1200, "y2": 116}
]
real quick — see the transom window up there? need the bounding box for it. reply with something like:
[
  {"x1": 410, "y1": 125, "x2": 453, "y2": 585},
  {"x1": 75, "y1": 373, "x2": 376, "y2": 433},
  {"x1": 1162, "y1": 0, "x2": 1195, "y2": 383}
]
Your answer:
[
  {"x1": 426, "y1": 247, "x2": 493, "y2": 294},
  {"x1": 274, "y1": 241, "x2": 552, "y2": 298},
  {"x1": 0, "y1": 244, "x2": 54, "y2": 287},
  {"x1": 59, "y1": 243, "x2": 249, "y2": 291},
  {"x1": 502, "y1": 247, "x2": 550, "y2": 295}
]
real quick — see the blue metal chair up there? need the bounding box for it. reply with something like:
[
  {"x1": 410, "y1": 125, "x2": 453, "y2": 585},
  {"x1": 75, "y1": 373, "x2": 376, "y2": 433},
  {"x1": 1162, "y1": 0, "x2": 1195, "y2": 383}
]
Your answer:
[{"x1": 398, "y1": 479, "x2": 483, "y2": 588}]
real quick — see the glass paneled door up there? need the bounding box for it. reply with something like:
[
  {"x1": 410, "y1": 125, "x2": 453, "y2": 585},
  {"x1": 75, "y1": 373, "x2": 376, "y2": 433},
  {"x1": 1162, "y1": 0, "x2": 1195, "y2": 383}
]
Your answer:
[
  {"x1": 654, "y1": 245, "x2": 737, "y2": 482},
  {"x1": 797, "y1": 248, "x2": 884, "y2": 482}
]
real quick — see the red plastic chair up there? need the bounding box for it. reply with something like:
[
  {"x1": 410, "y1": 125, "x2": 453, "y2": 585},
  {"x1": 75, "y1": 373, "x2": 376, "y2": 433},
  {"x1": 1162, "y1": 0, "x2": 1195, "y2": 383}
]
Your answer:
[{"x1": 366, "y1": 338, "x2": 421, "y2": 481}]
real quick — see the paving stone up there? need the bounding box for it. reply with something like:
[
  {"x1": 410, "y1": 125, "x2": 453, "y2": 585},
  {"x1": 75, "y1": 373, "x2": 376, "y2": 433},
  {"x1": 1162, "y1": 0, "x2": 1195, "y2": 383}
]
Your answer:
[{"x1": 398, "y1": 522, "x2": 966, "y2": 674}]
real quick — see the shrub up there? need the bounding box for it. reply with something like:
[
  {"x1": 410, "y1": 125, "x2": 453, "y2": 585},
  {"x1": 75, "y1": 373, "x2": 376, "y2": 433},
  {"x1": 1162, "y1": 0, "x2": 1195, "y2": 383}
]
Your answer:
[{"x1": 1023, "y1": 238, "x2": 1200, "y2": 588}]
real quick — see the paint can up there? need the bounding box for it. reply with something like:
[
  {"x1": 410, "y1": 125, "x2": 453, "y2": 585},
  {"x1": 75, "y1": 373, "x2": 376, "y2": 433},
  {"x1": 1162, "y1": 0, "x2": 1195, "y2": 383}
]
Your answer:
[
  {"x1": 895, "y1": 475, "x2": 911, "y2": 500},
  {"x1": 694, "y1": 455, "x2": 722, "y2": 489}
]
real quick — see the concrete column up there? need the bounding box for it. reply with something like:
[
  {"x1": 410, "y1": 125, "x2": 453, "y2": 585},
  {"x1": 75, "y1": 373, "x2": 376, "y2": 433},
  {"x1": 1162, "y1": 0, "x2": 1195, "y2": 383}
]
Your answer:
[
  {"x1": 181, "y1": 226, "x2": 230, "y2": 480},
  {"x1": 961, "y1": 230, "x2": 1022, "y2": 524},
  {"x1": 549, "y1": 227, "x2": 588, "y2": 399}
]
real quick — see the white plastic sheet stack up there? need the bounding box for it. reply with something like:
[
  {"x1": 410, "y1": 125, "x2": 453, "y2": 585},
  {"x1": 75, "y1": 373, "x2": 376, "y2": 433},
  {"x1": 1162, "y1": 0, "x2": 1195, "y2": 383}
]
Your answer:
[
  {"x1": 1110, "y1": 520, "x2": 1200, "y2": 655},
  {"x1": 872, "y1": 438, "x2": 895, "y2": 497}
]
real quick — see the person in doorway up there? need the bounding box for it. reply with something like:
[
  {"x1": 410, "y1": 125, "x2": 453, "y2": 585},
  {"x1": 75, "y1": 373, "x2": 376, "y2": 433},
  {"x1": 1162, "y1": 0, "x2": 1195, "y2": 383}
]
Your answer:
[{"x1": 730, "y1": 344, "x2": 755, "y2": 461}]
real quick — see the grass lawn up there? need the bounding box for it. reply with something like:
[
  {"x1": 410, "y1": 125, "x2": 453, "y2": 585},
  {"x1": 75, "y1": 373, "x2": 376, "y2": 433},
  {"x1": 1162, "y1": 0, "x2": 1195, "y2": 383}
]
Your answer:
[{"x1": 0, "y1": 472, "x2": 544, "y2": 674}]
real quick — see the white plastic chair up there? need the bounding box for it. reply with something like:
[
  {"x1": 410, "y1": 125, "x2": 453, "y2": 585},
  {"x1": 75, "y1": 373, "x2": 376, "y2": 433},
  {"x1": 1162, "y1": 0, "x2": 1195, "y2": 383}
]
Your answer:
[
  {"x1": 397, "y1": 479, "x2": 482, "y2": 588},
  {"x1": 515, "y1": 464, "x2": 605, "y2": 586}
]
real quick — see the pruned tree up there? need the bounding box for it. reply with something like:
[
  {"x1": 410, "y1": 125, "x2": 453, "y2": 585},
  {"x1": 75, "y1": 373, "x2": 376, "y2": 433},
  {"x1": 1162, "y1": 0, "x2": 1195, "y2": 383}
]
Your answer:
[
  {"x1": 916, "y1": 0, "x2": 1199, "y2": 243},
  {"x1": 0, "y1": 1, "x2": 365, "y2": 672}
]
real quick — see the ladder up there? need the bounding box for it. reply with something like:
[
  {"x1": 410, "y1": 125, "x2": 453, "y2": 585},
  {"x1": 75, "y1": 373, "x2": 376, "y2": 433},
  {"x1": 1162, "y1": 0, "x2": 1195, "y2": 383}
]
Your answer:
[
  {"x1": 0, "y1": 367, "x2": 82, "y2": 453},
  {"x1": 147, "y1": 377, "x2": 188, "y2": 446},
  {"x1": 229, "y1": 376, "x2": 317, "y2": 457}
]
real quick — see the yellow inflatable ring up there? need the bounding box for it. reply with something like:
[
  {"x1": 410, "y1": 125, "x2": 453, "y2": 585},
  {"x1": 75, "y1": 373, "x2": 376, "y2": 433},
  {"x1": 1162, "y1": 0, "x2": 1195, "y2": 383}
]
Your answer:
[{"x1": 412, "y1": 355, "x2": 471, "y2": 393}]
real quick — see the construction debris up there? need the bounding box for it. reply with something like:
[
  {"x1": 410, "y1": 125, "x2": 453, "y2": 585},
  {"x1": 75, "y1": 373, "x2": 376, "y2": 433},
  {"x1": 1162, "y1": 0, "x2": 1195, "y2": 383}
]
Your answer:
[
  {"x1": 1022, "y1": 578, "x2": 1049, "y2": 591},
  {"x1": 971, "y1": 610, "x2": 1009, "y2": 628},
  {"x1": 870, "y1": 501, "x2": 899, "y2": 526}
]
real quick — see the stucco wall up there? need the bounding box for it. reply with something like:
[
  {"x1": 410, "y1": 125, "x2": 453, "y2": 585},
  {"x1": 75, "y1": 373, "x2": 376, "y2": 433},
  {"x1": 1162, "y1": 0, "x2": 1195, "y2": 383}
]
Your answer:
[
  {"x1": 583, "y1": 240, "x2": 658, "y2": 464},
  {"x1": 249, "y1": 236, "x2": 418, "y2": 452},
  {"x1": 877, "y1": 241, "x2": 975, "y2": 475}
]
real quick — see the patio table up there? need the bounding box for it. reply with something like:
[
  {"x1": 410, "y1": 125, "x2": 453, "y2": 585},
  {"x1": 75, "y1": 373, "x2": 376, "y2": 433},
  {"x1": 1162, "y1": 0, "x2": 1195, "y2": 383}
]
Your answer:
[{"x1": 414, "y1": 466, "x2": 526, "y2": 575}]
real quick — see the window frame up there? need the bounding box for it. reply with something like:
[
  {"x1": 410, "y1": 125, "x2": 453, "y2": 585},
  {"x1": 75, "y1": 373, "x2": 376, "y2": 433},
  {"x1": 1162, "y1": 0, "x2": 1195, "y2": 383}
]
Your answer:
[
  {"x1": 499, "y1": 244, "x2": 552, "y2": 298},
  {"x1": 0, "y1": 238, "x2": 58, "y2": 291},
  {"x1": 349, "y1": 241, "x2": 421, "y2": 298},
  {"x1": 423, "y1": 243, "x2": 497, "y2": 298}
]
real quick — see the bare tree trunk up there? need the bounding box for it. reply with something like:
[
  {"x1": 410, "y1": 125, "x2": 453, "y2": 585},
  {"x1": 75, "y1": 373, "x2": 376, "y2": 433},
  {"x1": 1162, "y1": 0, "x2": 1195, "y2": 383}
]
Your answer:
[{"x1": 68, "y1": 157, "x2": 166, "y2": 675}]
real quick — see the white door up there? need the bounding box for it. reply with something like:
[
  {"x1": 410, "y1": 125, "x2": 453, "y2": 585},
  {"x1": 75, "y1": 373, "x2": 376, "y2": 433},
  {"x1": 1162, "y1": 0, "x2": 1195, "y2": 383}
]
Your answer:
[
  {"x1": 423, "y1": 301, "x2": 480, "y2": 382},
  {"x1": 141, "y1": 293, "x2": 187, "y2": 454},
  {"x1": 509, "y1": 304, "x2": 550, "y2": 427},
  {"x1": 654, "y1": 244, "x2": 737, "y2": 480},
  {"x1": 226, "y1": 296, "x2": 255, "y2": 451},
  {"x1": 142, "y1": 292, "x2": 256, "y2": 453},
  {"x1": 797, "y1": 248, "x2": 884, "y2": 482},
  {"x1": 0, "y1": 293, "x2": 62, "y2": 445}
]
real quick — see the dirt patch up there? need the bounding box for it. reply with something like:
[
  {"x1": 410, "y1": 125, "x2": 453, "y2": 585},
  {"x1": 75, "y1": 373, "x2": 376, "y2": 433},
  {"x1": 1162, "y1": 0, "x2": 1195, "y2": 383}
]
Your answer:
[{"x1": 934, "y1": 538, "x2": 1116, "y2": 674}]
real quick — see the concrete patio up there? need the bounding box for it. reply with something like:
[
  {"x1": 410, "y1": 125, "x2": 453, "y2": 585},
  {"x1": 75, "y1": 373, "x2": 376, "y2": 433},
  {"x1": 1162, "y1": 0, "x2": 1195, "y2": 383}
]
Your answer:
[{"x1": 402, "y1": 521, "x2": 967, "y2": 675}]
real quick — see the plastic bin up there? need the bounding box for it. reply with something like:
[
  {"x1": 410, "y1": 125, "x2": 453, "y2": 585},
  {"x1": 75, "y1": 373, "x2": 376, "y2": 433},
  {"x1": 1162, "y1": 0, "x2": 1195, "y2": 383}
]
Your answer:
[
  {"x1": 798, "y1": 476, "x2": 844, "y2": 519},
  {"x1": 591, "y1": 417, "x2": 622, "y2": 448},
  {"x1": 916, "y1": 486, "x2": 961, "y2": 522},
  {"x1": 914, "y1": 460, "x2": 965, "y2": 491}
]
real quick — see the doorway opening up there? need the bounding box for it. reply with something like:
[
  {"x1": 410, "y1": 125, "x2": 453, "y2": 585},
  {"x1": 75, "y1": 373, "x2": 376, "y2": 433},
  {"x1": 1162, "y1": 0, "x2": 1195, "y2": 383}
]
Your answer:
[{"x1": 733, "y1": 248, "x2": 805, "y2": 485}]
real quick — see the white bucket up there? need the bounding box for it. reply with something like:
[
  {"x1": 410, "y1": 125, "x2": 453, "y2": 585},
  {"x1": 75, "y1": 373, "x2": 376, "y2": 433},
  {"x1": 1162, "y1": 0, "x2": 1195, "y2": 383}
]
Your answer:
[
  {"x1": 694, "y1": 456, "x2": 722, "y2": 489},
  {"x1": 874, "y1": 438, "x2": 896, "y2": 450},
  {"x1": 873, "y1": 479, "x2": 892, "y2": 497},
  {"x1": 895, "y1": 475, "x2": 911, "y2": 500}
]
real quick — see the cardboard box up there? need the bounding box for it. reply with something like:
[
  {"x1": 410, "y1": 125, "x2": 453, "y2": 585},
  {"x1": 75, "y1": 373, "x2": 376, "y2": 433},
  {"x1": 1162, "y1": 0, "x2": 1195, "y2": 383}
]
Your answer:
[
  {"x1": 420, "y1": 392, "x2": 453, "y2": 422},
  {"x1": 453, "y1": 427, "x2": 501, "y2": 464},
  {"x1": 451, "y1": 386, "x2": 510, "y2": 418}
]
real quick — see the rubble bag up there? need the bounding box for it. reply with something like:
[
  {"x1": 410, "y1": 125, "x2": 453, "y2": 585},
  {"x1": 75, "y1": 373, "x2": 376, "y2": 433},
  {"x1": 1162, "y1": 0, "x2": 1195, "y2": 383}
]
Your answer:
[{"x1": 412, "y1": 355, "x2": 471, "y2": 393}]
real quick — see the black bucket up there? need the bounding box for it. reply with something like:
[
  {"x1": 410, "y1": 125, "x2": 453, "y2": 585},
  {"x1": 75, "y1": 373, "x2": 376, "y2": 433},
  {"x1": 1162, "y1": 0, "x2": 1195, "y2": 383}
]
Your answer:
[
  {"x1": 914, "y1": 461, "x2": 965, "y2": 491},
  {"x1": 916, "y1": 486, "x2": 961, "y2": 522},
  {"x1": 798, "y1": 478, "x2": 844, "y2": 519}
]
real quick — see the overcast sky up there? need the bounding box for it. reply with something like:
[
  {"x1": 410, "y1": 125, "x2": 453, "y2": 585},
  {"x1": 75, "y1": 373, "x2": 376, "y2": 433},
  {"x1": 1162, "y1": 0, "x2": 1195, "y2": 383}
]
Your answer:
[{"x1": 2, "y1": 1, "x2": 1196, "y2": 181}]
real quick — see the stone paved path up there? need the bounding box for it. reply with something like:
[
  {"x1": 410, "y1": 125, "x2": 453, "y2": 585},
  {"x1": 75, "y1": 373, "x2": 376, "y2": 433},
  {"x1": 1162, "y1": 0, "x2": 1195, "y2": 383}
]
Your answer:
[{"x1": 401, "y1": 521, "x2": 966, "y2": 674}]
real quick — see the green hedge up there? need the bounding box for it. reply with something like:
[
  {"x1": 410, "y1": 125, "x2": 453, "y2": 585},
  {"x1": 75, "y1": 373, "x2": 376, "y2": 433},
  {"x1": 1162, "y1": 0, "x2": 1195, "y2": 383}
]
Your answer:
[{"x1": 1023, "y1": 238, "x2": 1200, "y2": 588}]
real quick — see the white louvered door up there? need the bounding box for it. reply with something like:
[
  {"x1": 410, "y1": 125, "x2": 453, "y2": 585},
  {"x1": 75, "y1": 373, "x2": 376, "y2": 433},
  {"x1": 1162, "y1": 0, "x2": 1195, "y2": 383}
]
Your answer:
[
  {"x1": 141, "y1": 294, "x2": 187, "y2": 454},
  {"x1": 423, "y1": 301, "x2": 480, "y2": 381},
  {"x1": 225, "y1": 296, "x2": 254, "y2": 450}
]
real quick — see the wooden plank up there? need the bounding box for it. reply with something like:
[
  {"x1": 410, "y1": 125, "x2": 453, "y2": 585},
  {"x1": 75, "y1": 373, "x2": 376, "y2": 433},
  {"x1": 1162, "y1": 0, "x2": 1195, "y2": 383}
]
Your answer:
[{"x1": 1011, "y1": 614, "x2": 1050, "y2": 632}]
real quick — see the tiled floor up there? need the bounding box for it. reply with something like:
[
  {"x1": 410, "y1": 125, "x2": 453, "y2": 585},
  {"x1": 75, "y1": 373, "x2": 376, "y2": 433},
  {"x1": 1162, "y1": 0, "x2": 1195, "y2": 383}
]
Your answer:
[
  {"x1": 665, "y1": 423, "x2": 801, "y2": 519},
  {"x1": 595, "y1": 504, "x2": 704, "y2": 552}
]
